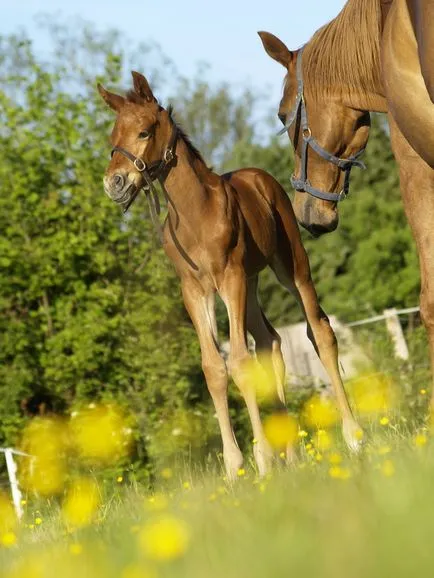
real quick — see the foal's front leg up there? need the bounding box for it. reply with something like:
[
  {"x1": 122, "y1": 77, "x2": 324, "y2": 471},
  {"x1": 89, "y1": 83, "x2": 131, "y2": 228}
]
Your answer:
[
  {"x1": 220, "y1": 267, "x2": 273, "y2": 476},
  {"x1": 181, "y1": 277, "x2": 243, "y2": 480}
]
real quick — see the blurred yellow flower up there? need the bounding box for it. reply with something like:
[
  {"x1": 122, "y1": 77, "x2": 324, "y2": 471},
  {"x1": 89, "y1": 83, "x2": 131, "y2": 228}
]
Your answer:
[
  {"x1": 138, "y1": 516, "x2": 190, "y2": 561},
  {"x1": 34, "y1": 517, "x2": 42, "y2": 526},
  {"x1": 420, "y1": 389, "x2": 427, "y2": 395},
  {"x1": 69, "y1": 543, "x2": 83, "y2": 556},
  {"x1": 263, "y1": 413, "x2": 298, "y2": 449},
  {"x1": 379, "y1": 416, "x2": 390, "y2": 426},
  {"x1": 62, "y1": 477, "x2": 100, "y2": 528},
  {"x1": 0, "y1": 492, "x2": 16, "y2": 533},
  {"x1": 182, "y1": 481, "x2": 191, "y2": 491},
  {"x1": 1, "y1": 531, "x2": 17, "y2": 548},
  {"x1": 312, "y1": 429, "x2": 333, "y2": 452},
  {"x1": 351, "y1": 373, "x2": 395, "y2": 415},
  {"x1": 161, "y1": 468, "x2": 173, "y2": 480},
  {"x1": 117, "y1": 476, "x2": 123, "y2": 483},
  {"x1": 241, "y1": 354, "x2": 280, "y2": 403},
  {"x1": 145, "y1": 494, "x2": 168, "y2": 512},
  {"x1": 70, "y1": 404, "x2": 131, "y2": 463},
  {"x1": 19, "y1": 417, "x2": 68, "y2": 495},
  {"x1": 237, "y1": 468, "x2": 246, "y2": 477},
  {"x1": 121, "y1": 563, "x2": 157, "y2": 578},
  {"x1": 414, "y1": 433, "x2": 427, "y2": 447},
  {"x1": 302, "y1": 395, "x2": 339, "y2": 429},
  {"x1": 298, "y1": 430, "x2": 308, "y2": 438},
  {"x1": 381, "y1": 460, "x2": 395, "y2": 477},
  {"x1": 329, "y1": 466, "x2": 351, "y2": 480}
]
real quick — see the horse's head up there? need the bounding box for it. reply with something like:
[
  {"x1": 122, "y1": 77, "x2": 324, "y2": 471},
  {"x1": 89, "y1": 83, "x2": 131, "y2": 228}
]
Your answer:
[
  {"x1": 258, "y1": 31, "x2": 370, "y2": 237},
  {"x1": 97, "y1": 72, "x2": 175, "y2": 208}
]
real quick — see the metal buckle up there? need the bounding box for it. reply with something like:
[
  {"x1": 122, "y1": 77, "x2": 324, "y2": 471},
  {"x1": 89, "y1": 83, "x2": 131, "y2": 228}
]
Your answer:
[
  {"x1": 163, "y1": 149, "x2": 174, "y2": 163},
  {"x1": 337, "y1": 190, "x2": 347, "y2": 202},
  {"x1": 133, "y1": 158, "x2": 146, "y2": 172}
]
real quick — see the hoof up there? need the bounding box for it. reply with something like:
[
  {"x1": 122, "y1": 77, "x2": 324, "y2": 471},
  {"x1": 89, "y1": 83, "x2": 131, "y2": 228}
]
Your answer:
[{"x1": 342, "y1": 420, "x2": 364, "y2": 453}]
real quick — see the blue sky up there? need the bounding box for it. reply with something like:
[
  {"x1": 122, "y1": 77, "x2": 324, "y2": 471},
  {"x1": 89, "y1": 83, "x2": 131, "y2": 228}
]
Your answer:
[{"x1": 3, "y1": 0, "x2": 345, "y2": 109}]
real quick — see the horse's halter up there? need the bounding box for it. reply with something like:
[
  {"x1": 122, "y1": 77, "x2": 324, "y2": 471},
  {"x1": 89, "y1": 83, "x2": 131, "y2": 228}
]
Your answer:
[
  {"x1": 110, "y1": 121, "x2": 178, "y2": 215},
  {"x1": 279, "y1": 46, "x2": 366, "y2": 203}
]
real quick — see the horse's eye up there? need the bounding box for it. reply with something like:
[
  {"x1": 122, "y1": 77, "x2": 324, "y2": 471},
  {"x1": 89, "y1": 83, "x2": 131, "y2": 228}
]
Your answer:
[{"x1": 138, "y1": 130, "x2": 151, "y2": 140}]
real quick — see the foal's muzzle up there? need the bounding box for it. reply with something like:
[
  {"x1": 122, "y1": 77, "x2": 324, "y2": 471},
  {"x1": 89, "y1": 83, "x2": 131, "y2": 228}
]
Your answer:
[{"x1": 103, "y1": 174, "x2": 137, "y2": 204}]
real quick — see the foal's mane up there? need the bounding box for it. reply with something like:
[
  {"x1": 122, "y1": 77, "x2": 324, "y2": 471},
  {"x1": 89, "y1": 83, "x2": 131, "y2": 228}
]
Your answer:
[
  {"x1": 125, "y1": 90, "x2": 207, "y2": 166},
  {"x1": 303, "y1": 0, "x2": 382, "y2": 98}
]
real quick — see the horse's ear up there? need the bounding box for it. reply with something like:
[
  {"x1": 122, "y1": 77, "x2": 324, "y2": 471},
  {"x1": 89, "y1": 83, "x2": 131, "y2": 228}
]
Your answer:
[
  {"x1": 97, "y1": 84, "x2": 125, "y2": 112},
  {"x1": 131, "y1": 71, "x2": 156, "y2": 102},
  {"x1": 257, "y1": 31, "x2": 294, "y2": 68}
]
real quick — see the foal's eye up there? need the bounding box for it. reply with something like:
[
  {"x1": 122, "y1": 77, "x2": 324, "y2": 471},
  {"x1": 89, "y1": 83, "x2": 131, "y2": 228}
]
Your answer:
[{"x1": 138, "y1": 130, "x2": 151, "y2": 140}]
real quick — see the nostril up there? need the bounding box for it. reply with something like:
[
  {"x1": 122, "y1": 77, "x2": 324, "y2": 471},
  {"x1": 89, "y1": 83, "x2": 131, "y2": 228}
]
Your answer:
[{"x1": 113, "y1": 174, "x2": 124, "y2": 190}]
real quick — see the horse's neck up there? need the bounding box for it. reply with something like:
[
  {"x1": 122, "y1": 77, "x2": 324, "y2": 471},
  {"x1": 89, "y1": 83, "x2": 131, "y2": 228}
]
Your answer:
[
  {"x1": 305, "y1": 0, "x2": 388, "y2": 112},
  {"x1": 163, "y1": 138, "x2": 210, "y2": 222}
]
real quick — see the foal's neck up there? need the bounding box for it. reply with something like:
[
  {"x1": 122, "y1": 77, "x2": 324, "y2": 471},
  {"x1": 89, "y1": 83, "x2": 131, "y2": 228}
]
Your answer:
[{"x1": 304, "y1": 0, "x2": 388, "y2": 112}]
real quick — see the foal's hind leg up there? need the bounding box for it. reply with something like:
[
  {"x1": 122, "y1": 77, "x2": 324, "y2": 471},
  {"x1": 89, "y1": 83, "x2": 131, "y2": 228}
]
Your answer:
[
  {"x1": 181, "y1": 276, "x2": 243, "y2": 480},
  {"x1": 220, "y1": 269, "x2": 273, "y2": 476},
  {"x1": 246, "y1": 277, "x2": 297, "y2": 463},
  {"x1": 271, "y1": 250, "x2": 363, "y2": 452}
]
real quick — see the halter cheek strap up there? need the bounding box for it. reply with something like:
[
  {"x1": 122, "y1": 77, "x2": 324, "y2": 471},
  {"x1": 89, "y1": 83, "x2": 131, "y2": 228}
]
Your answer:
[{"x1": 279, "y1": 46, "x2": 366, "y2": 203}]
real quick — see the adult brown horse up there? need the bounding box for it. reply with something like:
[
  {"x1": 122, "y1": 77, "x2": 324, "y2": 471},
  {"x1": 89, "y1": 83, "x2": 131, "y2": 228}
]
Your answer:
[
  {"x1": 259, "y1": 0, "x2": 434, "y2": 405},
  {"x1": 97, "y1": 73, "x2": 361, "y2": 479}
]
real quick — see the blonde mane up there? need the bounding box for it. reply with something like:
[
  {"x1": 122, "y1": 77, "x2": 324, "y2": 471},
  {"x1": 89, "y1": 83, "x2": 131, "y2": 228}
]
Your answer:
[{"x1": 303, "y1": 0, "x2": 382, "y2": 98}]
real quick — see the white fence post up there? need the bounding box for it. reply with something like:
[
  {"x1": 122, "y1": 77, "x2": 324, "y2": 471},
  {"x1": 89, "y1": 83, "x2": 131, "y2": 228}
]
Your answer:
[
  {"x1": 384, "y1": 308, "x2": 410, "y2": 360},
  {"x1": 3, "y1": 448, "x2": 23, "y2": 519}
]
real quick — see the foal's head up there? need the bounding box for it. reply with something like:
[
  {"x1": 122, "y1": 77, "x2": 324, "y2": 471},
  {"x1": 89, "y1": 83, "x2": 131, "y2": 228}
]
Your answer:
[
  {"x1": 258, "y1": 32, "x2": 370, "y2": 236},
  {"x1": 98, "y1": 72, "x2": 173, "y2": 205}
]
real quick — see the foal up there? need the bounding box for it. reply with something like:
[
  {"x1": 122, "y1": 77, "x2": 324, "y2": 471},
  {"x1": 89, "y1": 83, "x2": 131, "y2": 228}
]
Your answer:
[{"x1": 98, "y1": 72, "x2": 361, "y2": 478}]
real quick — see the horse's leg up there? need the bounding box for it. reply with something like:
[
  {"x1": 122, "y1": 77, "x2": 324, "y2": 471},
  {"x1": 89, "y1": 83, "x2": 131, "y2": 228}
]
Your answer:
[
  {"x1": 246, "y1": 276, "x2": 297, "y2": 463},
  {"x1": 181, "y1": 276, "x2": 243, "y2": 480},
  {"x1": 220, "y1": 269, "x2": 273, "y2": 476},
  {"x1": 269, "y1": 193, "x2": 362, "y2": 450},
  {"x1": 389, "y1": 115, "x2": 434, "y2": 407}
]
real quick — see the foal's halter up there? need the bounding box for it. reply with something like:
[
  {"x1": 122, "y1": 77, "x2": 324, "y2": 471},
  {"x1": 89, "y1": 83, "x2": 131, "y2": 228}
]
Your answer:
[
  {"x1": 278, "y1": 46, "x2": 366, "y2": 203},
  {"x1": 110, "y1": 122, "x2": 200, "y2": 271}
]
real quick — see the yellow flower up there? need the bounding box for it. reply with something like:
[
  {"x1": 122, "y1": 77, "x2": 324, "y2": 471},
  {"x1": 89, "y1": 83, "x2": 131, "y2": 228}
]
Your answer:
[
  {"x1": 414, "y1": 433, "x2": 428, "y2": 447},
  {"x1": 329, "y1": 466, "x2": 351, "y2": 480},
  {"x1": 1, "y1": 531, "x2": 17, "y2": 547},
  {"x1": 138, "y1": 516, "x2": 190, "y2": 561},
  {"x1": 70, "y1": 404, "x2": 131, "y2": 464},
  {"x1": 0, "y1": 492, "x2": 17, "y2": 533},
  {"x1": 237, "y1": 468, "x2": 246, "y2": 477},
  {"x1": 263, "y1": 413, "x2": 298, "y2": 449},
  {"x1": 379, "y1": 416, "x2": 390, "y2": 426},
  {"x1": 381, "y1": 459, "x2": 395, "y2": 477},
  {"x1": 145, "y1": 494, "x2": 168, "y2": 512},
  {"x1": 62, "y1": 478, "x2": 100, "y2": 528},
  {"x1": 328, "y1": 453, "x2": 342, "y2": 465},
  {"x1": 302, "y1": 395, "x2": 339, "y2": 429},
  {"x1": 121, "y1": 563, "x2": 157, "y2": 578},
  {"x1": 117, "y1": 476, "x2": 123, "y2": 483},
  {"x1": 351, "y1": 373, "x2": 395, "y2": 414},
  {"x1": 69, "y1": 543, "x2": 83, "y2": 555},
  {"x1": 279, "y1": 451, "x2": 285, "y2": 459},
  {"x1": 312, "y1": 429, "x2": 333, "y2": 452},
  {"x1": 182, "y1": 481, "x2": 191, "y2": 490},
  {"x1": 420, "y1": 389, "x2": 427, "y2": 395},
  {"x1": 161, "y1": 468, "x2": 173, "y2": 480},
  {"x1": 241, "y1": 354, "x2": 279, "y2": 403},
  {"x1": 298, "y1": 430, "x2": 308, "y2": 438},
  {"x1": 35, "y1": 517, "x2": 42, "y2": 526}
]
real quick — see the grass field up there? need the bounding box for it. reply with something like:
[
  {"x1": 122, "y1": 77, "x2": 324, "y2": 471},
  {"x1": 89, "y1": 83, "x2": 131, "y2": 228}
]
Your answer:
[{"x1": 1, "y1": 411, "x2": 434, "y2": 578}]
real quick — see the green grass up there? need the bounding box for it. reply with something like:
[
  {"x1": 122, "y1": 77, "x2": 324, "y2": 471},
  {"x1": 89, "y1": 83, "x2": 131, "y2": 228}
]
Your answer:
[{"x1": 2, "y1": 423, "x2": 434, "y2": 578}]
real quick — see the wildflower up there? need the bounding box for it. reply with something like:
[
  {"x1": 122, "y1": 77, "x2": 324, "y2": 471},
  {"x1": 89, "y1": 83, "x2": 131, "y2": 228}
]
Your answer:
[
  {"x1": 242, "y1": 354, "x2": 279, "y2": 403},
  {"x1": 252, "y1": 438, "x2": 258, "y2": 445},
  {"x1": 414, "y1": 433, "x2": 428, "y2": 447},
  {"x1": 1, "y1": 531, "x2": 17, "y2": 547},
  {"x1": 264, "y1": 413, "x2": 298, "y2": 449},
  {"x1": 138, "y1": 516, "x2": 190, "y2": 561},
  {"x1": 352, "y1": 373, "x2": 395, "y2": 414},
  {"x1": 20, "y1": 499, "x2": 27, "y2": 506},
  {"x1": 69, "y1": 543, "x2": 83, "y2": 555},
  {"x1": 302, "y1": 395, "x2": 339, "y2": 429},
  {"x1": 379, "y1": 416, "x2": 390, "y2": 426},
  {"x1": 298, "y1": 430, "x2": 308, "y2": 438},
  {"x1": 145, "y1": 494, "x2": 168, "y2": 512},
  {"x1": 117, "y1": 476, "x2": 123, "y2": 483},
  {"x1": 420, "y1": 389, "x2": 427, "y2": 395},
  {"x1": 35, "y1": 517, "x2": 42, "y2": 526},
  {"x1": 161, "y1": 468, "x2": 173, "y2": 480},
  {"x1": 70, "y1": 405, "x2": 131, "y2": 464},
  {"x1": 312, "y1": 429, "x2": 333, "y2": 452},
  {"x1": 381, "y1": 459, "x2": 395, "y2": 477},
  {"x1": 62, "y1": 478, "x2": 100, "y2": 528},
  {"x1": 237, "y1": 468, "x2": 246, "y2": 477},
  {"x1": 329, "y1": 466, "x2": 351, "y2": 480},
  {"x1": 279, "y1": 452, "x2": 285, "y2": 459},
  {"x1": 182, "y1": 481, "x2": 191, "y2": 491},
  {"x1": 328, "y1": 453, "x2": 342, "y2": 465}
]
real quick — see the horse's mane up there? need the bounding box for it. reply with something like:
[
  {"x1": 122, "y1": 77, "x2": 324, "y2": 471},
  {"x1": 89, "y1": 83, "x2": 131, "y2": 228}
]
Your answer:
[
  {"x1": 303, "y1": 0, "x2": 382, "y2": 98},
  {"x1": 125, "y1": 90, "x2": 207, "y2": 166}
]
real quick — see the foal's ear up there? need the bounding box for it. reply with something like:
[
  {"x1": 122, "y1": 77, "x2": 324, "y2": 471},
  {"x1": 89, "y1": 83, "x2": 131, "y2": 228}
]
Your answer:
[
  {"x1": 131, "y1": 71, "x2": 156, "y2": 102},
  {"x1": 97, "y1": 84, "x2": 125, "y2": 112},
  {"x1": 257, "y1": 31, "x2": 294, "y2": 68}
]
